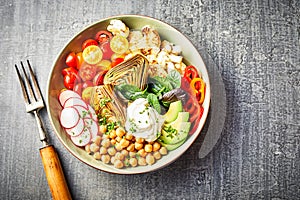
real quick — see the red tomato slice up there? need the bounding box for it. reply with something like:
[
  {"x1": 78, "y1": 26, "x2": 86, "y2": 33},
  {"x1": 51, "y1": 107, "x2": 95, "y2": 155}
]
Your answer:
[
  {"x1": 64, "y1": 73, "x2": 77, "y2": 90},
  {"x1": 100, "y1": 42, "x2": 114, "y2": 60},
  {"x1": 111, "y1": 57, "x2": 124, "y2": 68},
  {"x1": 93, "y1": 70, "x2": 108, "y2": 86},
  {"x1": 82, "y1": 39, "x2": 98, "y2": 51},
  {"x1": 76, "y1": 52, "x2": 84, "y2": 70},
  {"x1": 73, "y1": 83, "x2": 83, "y2": 95},
  {"x1": 95, "y1": 30, "x2": 113, "y2": 44},
  {"x1": 62, "y1": 67, "x2": 78, "y2": 76},
  {"x1": 82, "y1": 80, "x2": 93, "y2": 88},
  {"x1": 65, "y1": 52, "x2": 78, "y2": 68},
  {"x1": 79, "y1": 64, "x2": 97, "y2": 81}
]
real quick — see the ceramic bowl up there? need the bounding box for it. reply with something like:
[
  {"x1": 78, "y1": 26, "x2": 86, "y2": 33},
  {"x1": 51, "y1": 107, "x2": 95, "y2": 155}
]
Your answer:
[{"x1": 46, "y1": 15, "x2": 210, "y2": 174}]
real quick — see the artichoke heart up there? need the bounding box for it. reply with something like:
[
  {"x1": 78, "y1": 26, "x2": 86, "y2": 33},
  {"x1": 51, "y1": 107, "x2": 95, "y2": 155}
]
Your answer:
[
  {"x1": 103, "y1": 54, "x2": 149, "y2": 90},
  {"x1": 90, "y1": 85, "x2": 126, "y2": 126}
]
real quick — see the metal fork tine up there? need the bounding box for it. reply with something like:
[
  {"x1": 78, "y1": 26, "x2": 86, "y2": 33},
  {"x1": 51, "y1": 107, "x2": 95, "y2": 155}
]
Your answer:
[
  {"x1": 15, "y1": 64, "x2": 30, "y2": 104},
  {"x1": 20, "y1": 61, "x2": 36, "y2": 102},
  {"x1": 26, "y1": 60, "x2": 42, "y2": 100}
]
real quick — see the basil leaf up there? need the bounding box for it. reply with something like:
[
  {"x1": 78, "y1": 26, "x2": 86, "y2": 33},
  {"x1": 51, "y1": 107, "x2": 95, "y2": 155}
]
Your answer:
[
  {"x1": 167, "y1": 70, "x2": 181, "y2": 89},
  {"x1": 147, "y1": 93, "x2": 161, "y2": 114}
]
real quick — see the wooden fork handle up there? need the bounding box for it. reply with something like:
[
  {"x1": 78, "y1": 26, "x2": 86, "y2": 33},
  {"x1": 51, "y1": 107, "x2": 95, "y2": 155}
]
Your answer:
[{"x1": 39, "y1": 145, "x2": 72, "y2": 200}]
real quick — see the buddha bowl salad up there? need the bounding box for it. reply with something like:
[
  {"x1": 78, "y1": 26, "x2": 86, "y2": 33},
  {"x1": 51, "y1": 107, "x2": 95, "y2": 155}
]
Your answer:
[{"x1": 58, "y1": 19, "x2": 206, "y2": 169}]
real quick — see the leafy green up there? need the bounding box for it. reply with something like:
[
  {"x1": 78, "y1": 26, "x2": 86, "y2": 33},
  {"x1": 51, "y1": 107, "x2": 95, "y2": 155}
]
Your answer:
[
  {"x1": 147, "y1": 93, "x2": 161, "y2": 114},
  {"x1": 115, "y1": 84, "x2": 148, "y2": 101},
  {"x1": 167, "y1": 70, "x2": 181, "y2": 89}
]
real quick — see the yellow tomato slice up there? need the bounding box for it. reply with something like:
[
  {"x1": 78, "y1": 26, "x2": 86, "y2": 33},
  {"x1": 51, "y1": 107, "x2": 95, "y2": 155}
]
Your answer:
[
  {"x1": 110, "y1": 35, "x2": 129, "y2": 54},
  {"x1": 96, "y1": 59, "x2": 111, "y2": 71},
  {"x1": 82, "y1": 45, "x2": 103, "y2": 65}
]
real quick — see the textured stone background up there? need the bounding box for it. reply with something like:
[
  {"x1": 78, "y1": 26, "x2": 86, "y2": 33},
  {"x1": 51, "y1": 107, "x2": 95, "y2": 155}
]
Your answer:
[{"x1": 0, "y1": 0, "x2": 299, "y2": 199}]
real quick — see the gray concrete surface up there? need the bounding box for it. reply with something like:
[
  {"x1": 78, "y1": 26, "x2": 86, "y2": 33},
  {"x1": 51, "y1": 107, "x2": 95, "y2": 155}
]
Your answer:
[{"x1": 0, "y1": 0, "x2": 299, "y2": 199}]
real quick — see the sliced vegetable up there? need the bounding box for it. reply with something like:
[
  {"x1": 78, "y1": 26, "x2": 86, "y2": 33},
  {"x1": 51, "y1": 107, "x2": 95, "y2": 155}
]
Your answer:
[
  {"x1": 100, "y1": 41, "x2": 114, "y2": 60},
  {"x1": 93, "y1": 70, "x2": 108, "y2": 86},
  {"x1": 63, "y1": 73, "x2": 77, "y2": 90},
  {"x1": 76, "y1": 52, "x2": 84, "y2": 70},
  {"x1": 79, "y1": 64, "x2": 97, "y2": 81},
  {"x1": 65, "y1": 118, "x2": 85, "y2": 137},
  {"x1": 190, "y1": 77, "x2": 205, "y2": 104},
  {"x1": 95, "y1": 30, "x2": 113, "y2": 44},
  {"x1": 82, "y1": 45, "x2": 103, "y2": 65},
  {"x1": 60, "y1": 107, "x2": 80, "y2": 129},
  {"x1": 70, "y1": 126, "x2": 91, "y2": 146},
  {"x1": 58, "y1": 90, "x2": 81, "y2": 106},
  {"x1": 65, "y1": 52, "x2": 78, "y2": 68},
  {"x1": 63, "y1": 97, "x2": 88, "y2": 108},
  {"x1": 111, "y1": 57, "x2": 124, "y2": 67},
  {"x1": 183, "y1": 65, "x2": 199, "y2": 82},
  {"x1": 110, "y1": 35, "x2": 129, "y2": 54},
  {"x1": 82, "y1": 39, "x2": 98, "y2": 51}
]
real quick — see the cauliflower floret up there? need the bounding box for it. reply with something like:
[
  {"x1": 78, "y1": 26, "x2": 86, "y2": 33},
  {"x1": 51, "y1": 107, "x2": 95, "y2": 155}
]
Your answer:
[
  {"x1": 107, "y1": 20, "x2": 130, "y2": 37},
  {"x1": 171, "y1": 45, "x2": 182, "y2": 55},
  {"x1": 168, "y1": 54, "x2": 183, "y2": 63},
  {"x1": 161, "y1": 40, "x2": 172, "y2": 53}
]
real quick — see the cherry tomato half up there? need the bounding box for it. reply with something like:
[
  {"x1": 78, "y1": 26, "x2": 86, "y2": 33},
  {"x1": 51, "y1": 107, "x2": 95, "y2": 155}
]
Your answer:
[
  {"x1": 81, "y1": 39, "x2": 98, "y2": 51},
  {"x1": 93, "y1": 70, "x2": 108, "y2": 86},
  {"x1": 95, "y1": 30, "x2": 113, "y2": 44},
  {"x1": 111, "y1": 57, "x2": 124, "y2": 68},
  {"x1": 73, "y1": 83, "x2": 83, "y2": 95},
  {"x1": 64, "y1": 73, "x2": 77, "y2": 90},
  {"x1": 100, "y1": 42, "x2": 114, "y2": 60},
  {"x1": 76, "y1": 52, "x2": 84, "y2": 70},
  {"x1": 79, "y1": 64, "x2": 97, "y2": 81},
  {"x1": 62, "y1": 67, "x2": 78, "y2": 76},
  {"x1": 65, "y1": 52, "x2": 78, "y2": 68}
]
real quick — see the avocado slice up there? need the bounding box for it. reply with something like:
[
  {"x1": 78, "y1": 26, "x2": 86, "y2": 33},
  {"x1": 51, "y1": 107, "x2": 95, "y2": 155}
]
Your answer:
[
  {"x1": 160, "y1": 122, "x2": 191, "y2": 145},
  {"x1": 159, "y1": 137, "x2": 186, "y2": 151},
  {"x1": 164, "y1": 100, "x2": 183, "y2": 123},
  {"x1": 165, "y1": 112, "x2": 189, "y2": 126}
]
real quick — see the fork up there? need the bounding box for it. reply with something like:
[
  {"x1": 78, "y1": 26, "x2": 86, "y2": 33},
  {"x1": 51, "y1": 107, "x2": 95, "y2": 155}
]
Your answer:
[{"x1": 15, "y1": 60, "x2": 72, "y2": 200}]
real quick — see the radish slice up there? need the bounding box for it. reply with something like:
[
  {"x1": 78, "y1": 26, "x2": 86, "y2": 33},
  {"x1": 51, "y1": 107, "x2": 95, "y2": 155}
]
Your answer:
[
  {"x1": 59, "y1": 90, "x2": 81, "y2": 106},
  {"x1": 72, "y1": 105, "x2": 91, "y2": 119},
  {"x1": 87, "y1": 105, "x2": 98, "y2": 121},
  {"x1": 65, "y1": 118, "x2": 85, "y2": 137},
  {"x1": 71, "y1": 128, "x2": 91, "y2": 146},
  {"x1": 84, "y1": 118, "x2": 99, "y2": 140},
  {"x1": 60, "y1": 107, "x2": 80, "y2": 129},
  {"x1": 64, "y1": 97, "x2": 88, "y2": 109}
]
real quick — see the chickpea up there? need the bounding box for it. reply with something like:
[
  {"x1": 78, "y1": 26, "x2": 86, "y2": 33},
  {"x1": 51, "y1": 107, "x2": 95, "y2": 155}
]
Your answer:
[
  {"x1": 115, "y1": 136, "x2": 122, "y2": 142},
  {"x1": 120, "y1": 138, "x2": 130, "y2": 148},
  {"x1": 107, "y1": 147, "x2": 117, "y2": 156},
  {"x1": 137, "y1": 149, "x2": 147, "y2": 157},
  {"x1": 129, "y1": 158, "x2": 138, "y2": 167},
  {"x1": 99, "y1": 146, "x2": 107, "y2": 155},
  {"x1": 159, "y1": 146, "x2": 168, "y2": 155},
  {"x1": 99, "y1": 125, "x2": 107, "y2": 134},
  {"x1": 115, "y1": 142, "x2": 123, "y2": 151},
  {"x1": 127, "y1": 143, "x2": 135, "y2": 152},
  {"x1": 116, "y1": 127, "x2": 126, "y2": 137},
  {"x1": 115, "y1": 152, "x2": 125, "y2": 160},
  {"x1": 134, "y1": 142, "x2": 144, "y2": 150},
  {"x1": 101, "y1": 154, "x2": 110, "y2": 164},
  {"x1": 110, "y1": 156, "x2": 116, "y2": 164},
  {"x1": 138, "y1": 157, "x2": 146, "y2": 166},
  {"x1": 124, "y1": 158, "x2": 130, "y2": 167},
  {"x1": 146, "y1": 154, "x2": 155, "y2": 165},
  {"x1": 125, "y1": 133, "x2": 133, "y2": 141},
  {"x1": 153, "y1": 151, "x2": 162, "y2": 160},
  {"x1": 101, "y1": 138, "x2": 111, "y2": 148},
  {"x1": 152, "y1": 142, "x2": 161, "y2": 152},
  {"x1": 110, "y1": 139, "x2": 117, "y2": 145},
  {"x1": 90, "y1": 143, "x2": 100, "y2": 153},
  {"x1": 93, "y1": 152, "x2": 101, "y2": 160},
  {"x1": 144, "y1": 144, "x2": 153, "y2": 153},
  {"x1": 114, "y1": 159, "x2": 124, "y2": 169},
  {"x1": 136, "y1": 138, "x2": 144, "y2": 143},
  {"x1": 92, "y1": 136, "x2": 101, "y2": 146},
  {"x1": 85, "y1": 144, "x2": 91, "y2": 154},
  {"x1": 109, "y1": 130, "x2": 117, "y2": 139},
  {"x1": 121, "y1": 149, "x2": 129, "y2": 157},
  {"x1": 129, "y1": 151, "x2": 136, "y2": 158}
]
